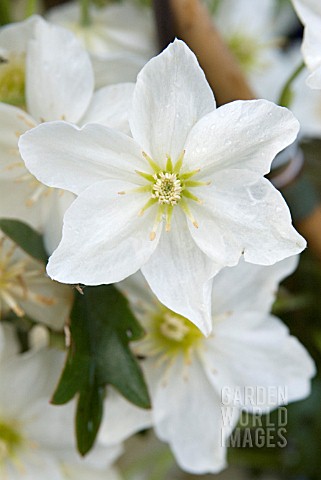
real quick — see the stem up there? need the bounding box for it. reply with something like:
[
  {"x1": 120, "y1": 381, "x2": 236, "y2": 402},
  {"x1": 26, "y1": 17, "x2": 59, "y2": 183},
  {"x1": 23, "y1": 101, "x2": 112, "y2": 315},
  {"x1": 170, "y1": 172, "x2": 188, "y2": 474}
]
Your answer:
[
  {"x1": 80, "y1": 0, "x2": 91, "y2": 27},
  {"x1": 0, "y1": 0, "x2": 11, "y2": 25},
  {"x1": 278, "y1": 61, "x2": 305, "y2": 108}
]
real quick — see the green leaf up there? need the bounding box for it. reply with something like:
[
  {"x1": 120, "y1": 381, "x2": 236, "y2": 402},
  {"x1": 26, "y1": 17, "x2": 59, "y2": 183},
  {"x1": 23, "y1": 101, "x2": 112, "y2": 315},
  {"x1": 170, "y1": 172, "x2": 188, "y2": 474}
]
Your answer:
[
  {"x1": 52, "y1": 284, "x2": 150, "y2": 455},
  {"x1": 0, "y1": 219, "x2": 47, "y2": 263},
  {"x1": 76, "y1": 381, "x2": 105, "y2": 455}
]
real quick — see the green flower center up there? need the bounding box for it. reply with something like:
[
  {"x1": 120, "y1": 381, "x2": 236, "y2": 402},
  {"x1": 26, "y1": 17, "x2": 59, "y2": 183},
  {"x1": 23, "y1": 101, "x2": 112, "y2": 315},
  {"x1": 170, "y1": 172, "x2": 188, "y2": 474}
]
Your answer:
[
  {"x1": 227, "y1": 34, "x2": 259, "y2": 72},
  {"x1": 136, "y1": 306, "x2": 204, "y2": 363},
  {"x1": 152, "y1": 172, "x2": 182, "y2": 205},
  {"x1": 126, "y1": 150, "x2": 210, "y2": 240},
  {"x1": 0, "y1": 420, "x2": 23, "y2": 462},
  {"x1": 0, "y1": 54, "x2": 26, "y2": 108}
]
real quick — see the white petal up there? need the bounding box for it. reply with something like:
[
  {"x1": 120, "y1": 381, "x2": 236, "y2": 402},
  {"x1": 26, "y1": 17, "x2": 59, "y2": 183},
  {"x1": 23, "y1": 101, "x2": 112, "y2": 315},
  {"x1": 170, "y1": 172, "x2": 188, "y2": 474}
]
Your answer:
[
  {"x1": 99, "y1": 387, "x2": 152, "y2": 445},
  {"x1": 142, "y1": 209, "x2": 219, "y2": 336},
  {"x1": 42, "y1": 190, "x2": 75, "y2": 255},
  {"x1": 0, "y1": 322, "x2": 19, "y2": 361},
  {"x1": 203, "y1": 313, "x2": 316, "y2": 411},
  {"x1": 19, "y1": 122, "x2": 146, "y2": 195},
  {"x1": 21, "y1": 272, "x2": 72, "y2": 330},
  {"x1": 47, "y1": 180, "x2": 161, "y2": 285},
  {"x1": 0, "y1": 348, "x2": 64, "y2": 416},
  {"x1": 92, "y1": 53, "x2": 147, "y2": 89},
  {"x1": 60, "y1": 465, "x2": 122, "y2": 480},
  {"x1": 11, "y1": 450, "x2": 64, "y2": 480},
  {"x1": 130, "y1": 39, "x2": 215, "y2": 166},
  {"x1": 79, "y1": 83, "x2": 134, "y2": 134},
  {"x1": 47, "y1": 1, "x2": 156, "y2": 59},
  {"x1": 26, "y1": 19, "x2": 94, "y2": 123},
  {"x1": 23, "y1": 398, "x2": 74, "y2": 448},
  {"x1": 210, "y1": 256, "x2": 299, "y2": 316},
  {"x1": 151, "y1": 356, "x2": 236, "y2": 474},
  {"x1": 184, "y1": 99, "x2": 299, "y2": 175},
  {"x1": 0, "y1": 103, "x2": 36, "y2": 180},
  {"x1": 189, "y1": 174, "x2": 306, "y2": 267},
  {"x1": 0, "y1": 15, "x2": 40, "y2": 54},
  {"x1": 0, "y1": 179, "x2": 43, "y2": 230},
  {"x1": 306, "y1": 64, "x2": 321, "y2": 89},
  {"x1": 116, "y1": 271, "x2": 158, "y2": 313}
]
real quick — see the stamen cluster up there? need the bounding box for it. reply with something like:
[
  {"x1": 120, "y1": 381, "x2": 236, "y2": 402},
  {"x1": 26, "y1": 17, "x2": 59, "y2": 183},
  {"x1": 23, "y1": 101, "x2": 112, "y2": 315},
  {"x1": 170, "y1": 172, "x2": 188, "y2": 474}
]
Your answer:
[{"x1": 152, "y1": 172, "x2": 182, "y2": 205}]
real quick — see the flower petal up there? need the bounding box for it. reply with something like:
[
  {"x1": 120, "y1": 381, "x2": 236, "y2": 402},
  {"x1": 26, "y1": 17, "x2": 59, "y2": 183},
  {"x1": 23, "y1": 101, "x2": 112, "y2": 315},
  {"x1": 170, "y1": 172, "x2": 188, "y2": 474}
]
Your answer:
[
  {"x1": 79, "y1": 83, "x2": 134, "y2": 134},
  {"x1": 203, "y1": 312, "x2": 316, "y2": 411},
  {"x1": 150, "y1": 356, "x2": 237, "y2": 474},
  {"x1": 0, "y1": 348, "x2": 64, "y2": 416},
  {"x1": 19, "y1": 121, "x2": 146, "y2": 195},
  {"x1": 184, "y1": 99, "x2": 299, "y2": 176},
  {"x1": 47, "y1": 180, "x2": 161, "y2": 284},
  {"x1": 92, "y1": 53, "x2": 148, "y2": 89},
  {"x1": 42, "y1": 190, "x2": 75, "y2": 255},
  {"x1": 0, "y1": 15, "x2": 39, "y2": 54},
  {"x1": 0, "y1": 322, "x2": 19, "y2": 361},
  {"x1": 99, "y1": 387, "x2": 152, "y2": 445},
  {"x1": 130, "y1": 39, "x2": 215, "y2": 166},
  {"x1": 47, "y1": 1, "x2": 156, "y2": 59},
  {"x1": 21, "y1": 272, "x2": 72, "y2": 331},
  {"x1": 26, "y1": 19, "x2": 94, "y2": 123},
  {"x1": 141, "y1": 209, "x2": 219, "y2": 336},
  {"x1": 0, "y1": 103, "x2": 36, "y2": 180},
  {"x1": 0, "y1": 179, "x2": 43, "y2": 230},
  {"x1": 116, "y1": 271, "x2": 158, "y2": 313},
  {"x1": 210, "y1": 256, "x2": 298, "y2": 316},
  {"x1": 188, "y1": 174, "x2": 306, "y2": 267}
]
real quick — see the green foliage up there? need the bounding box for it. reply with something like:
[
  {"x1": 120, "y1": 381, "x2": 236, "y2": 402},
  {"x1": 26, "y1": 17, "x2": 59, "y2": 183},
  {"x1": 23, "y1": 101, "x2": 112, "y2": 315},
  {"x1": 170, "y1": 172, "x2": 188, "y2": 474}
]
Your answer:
[
  {"x1": 0, "y1": 219, "x2": 48, "y2": 263},
  {"x1": 52, "y1": 284, "x2": 150, "y2": 455},
  {"x1": 0, "y1": 0, "x2": 11, "y2": 26}
]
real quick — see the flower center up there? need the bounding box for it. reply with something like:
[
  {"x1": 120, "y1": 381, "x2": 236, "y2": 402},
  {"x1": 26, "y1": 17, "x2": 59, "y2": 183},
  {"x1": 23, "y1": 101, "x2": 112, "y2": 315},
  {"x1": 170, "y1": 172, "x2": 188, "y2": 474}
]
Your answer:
[
  {"x1": 0, "y1": 236, "x2": 53, "y2": 318},
  {"x1": 0, "y1": 419, "x2": 23, "y2": 462},
  {"x1": 135, "y1": 306, "x2": 204, "y2": 364},
  {"x1": 152, "y1": 172, "x2": 182, "y2": 205},
  {"x1": 125, "y1": 150, "x2": 210, "y2": 240},
  {"x1": 0, "y1": 54, "x2": 26, "y2": 108}
]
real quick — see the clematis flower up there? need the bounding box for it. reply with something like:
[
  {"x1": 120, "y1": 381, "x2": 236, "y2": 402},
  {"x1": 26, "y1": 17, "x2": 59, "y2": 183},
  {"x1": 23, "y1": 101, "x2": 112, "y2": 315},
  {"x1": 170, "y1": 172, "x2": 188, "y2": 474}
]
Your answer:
[
  {"x1": 19, "y1": 40, "x2": 305, "y2": 335},
  {"x1": 100, "y1": 257, "x2": 316, "y2": 474},
  {"x1": 213, "y1": 0, "x2": 299, "y2": 100},
  {"x1": 0, "y1": 323, "x2": 122, "y2": 480},
  {"x1": 0, "y1": 15, "x2": 134, "y2": 253},
  {"x1": 47, "y1": 0, "x2": 157, "y2": 88},
  {"x1": 0, "y1": 233, "x2": 72, "y2": 330},
  {"x1": 291, "y1": 0, "x2": 321, "y2": 88}
]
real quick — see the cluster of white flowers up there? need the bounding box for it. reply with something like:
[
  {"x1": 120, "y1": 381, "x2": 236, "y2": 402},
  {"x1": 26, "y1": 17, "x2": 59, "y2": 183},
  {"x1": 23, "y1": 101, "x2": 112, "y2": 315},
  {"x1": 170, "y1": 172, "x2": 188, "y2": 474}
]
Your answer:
[{"x1": 0, "y1": 0, "x2": 320, "y2": 478}]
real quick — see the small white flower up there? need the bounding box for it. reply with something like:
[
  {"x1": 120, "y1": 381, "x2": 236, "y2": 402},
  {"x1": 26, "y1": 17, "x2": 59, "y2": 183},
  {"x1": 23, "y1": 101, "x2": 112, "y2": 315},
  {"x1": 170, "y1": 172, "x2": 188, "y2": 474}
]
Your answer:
[
  {"x1": 0, "y1": 323, "x2": 122, "y2": 479},
  {"x1": 47, "y1": 0, "x2": 157, "y2": 88},
  {"x1": 0, "y1": 16, "x2": 134, "y2": 253},
  {"x1": 101, "y1": 257, "x2": 316, "y2": 474},
  {"x1": 19, "y1": 40, "x2": 305, "y2": 334},
  {"x1": 0, "y1": 233, "x2": 72, "y2": 329},
  {"x1": 291, "y1": 0, "x2": 321, "y2": 88}
]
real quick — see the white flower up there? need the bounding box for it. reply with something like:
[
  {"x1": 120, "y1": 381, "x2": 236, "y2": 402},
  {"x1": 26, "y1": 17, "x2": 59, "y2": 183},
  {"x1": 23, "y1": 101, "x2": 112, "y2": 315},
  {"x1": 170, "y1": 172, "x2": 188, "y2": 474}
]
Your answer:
[
  {"x1": 19, "y1": 40, "x2": 305, "y2": 335},
  {"x1": 47, "y1": 0, "x2": 157, "y2": 88},
  {"x1": 101, "y1": 257, "x2": 315, "y2": 474},
  {"x1": 291, "y1": 0, "x2": 321, "y2": 88},
  {"x1": 0, "y1": 15, "x2": 134, "y2": 253},
  {"x1": 213, "y1": 0, "x2": 300, "y2": 101},
  {"x1": 0, "y1": 323, "x2": 122, "y2": 479},
  {"x1": 0, "y1": 233, "x2": 72, "y2": 329},
  {"x1": 215, "y1": 0, "x2": 280, "y2": 74}
]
